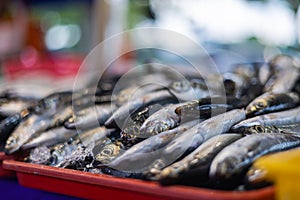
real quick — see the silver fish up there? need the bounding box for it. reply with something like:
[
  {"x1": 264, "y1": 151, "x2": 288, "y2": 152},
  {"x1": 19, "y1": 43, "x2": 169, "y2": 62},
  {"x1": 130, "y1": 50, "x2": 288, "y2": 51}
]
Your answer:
[
  {"x1": 161, "y1": 109, "x2": 246, "y2": 165},
  {"x1": 22, "y1": 127, "x2": 77, "y2": 149},
  {"x1": 231, "y1": 106, "x2": 300, "y2": 131},
  {"x1": 106, "y1": 120, "x2": 199, "y2": 172},
  {"x1": 245, "y1": 92, "x2": 299, "y2": 116},
  {"x1": 65, "y1": 103, "x2": 116, "y2": 130},
  {"x1": 5, "y1": 114, "x2": 53, "y2": 154},
  {"x1": 105, "y1": 90, "x2": 177, "y2": 128},
  {"x1": 139, "y1": 104, "x2": 180, "y2": 138},
  {"x1": 156, "y1": 134, "x2": 242, "y2": 180},
  {"x1": 209, "y1": 133, "x2": 300, "y2": 180},
  {"x1": 263, "y1": 55, "x2": 299, "y2": 93}
]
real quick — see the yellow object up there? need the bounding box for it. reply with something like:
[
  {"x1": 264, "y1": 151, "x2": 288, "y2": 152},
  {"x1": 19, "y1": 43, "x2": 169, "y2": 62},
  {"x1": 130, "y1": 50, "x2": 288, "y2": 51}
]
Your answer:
[{"x1": 254, "y1": 147, "x2": 300, "y2": 200}]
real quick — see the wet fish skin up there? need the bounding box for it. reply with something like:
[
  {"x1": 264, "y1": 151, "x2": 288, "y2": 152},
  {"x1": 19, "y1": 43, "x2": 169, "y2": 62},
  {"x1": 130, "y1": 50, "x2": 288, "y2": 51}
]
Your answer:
[
  {"x1": 105, "y1": 120, "x2": 199, "y2": 172},
  {"x1": 231, "y1": 106, "x2": 300, "y2": 132},
  {"x1": 157, "y1": 134, "x2": 242, "y2": 183},
  {"x1": 5, "y1": 114, "x2": 53, "y2": 154},
  {"x1": 246, "y1": 92, "x2": 299, "y2": 117},
  {"x1": 21, "y1": 127, "x2": 77, "y2": 149},
  {"x1": 263, "y1": 55, "x2": 300, "y2": 93},
  {"x1": 65, "y1": 104, "x2": 116, "y2": 130},
  {"x1": 105, "y1": 90, "x2": 177, "y2": 128},
  {"x1": 139, "y1": 104, "x2": 180, "y2": 138},
  {"x1": 209, "y1": 133, "x2": 300, "y2": 181}
]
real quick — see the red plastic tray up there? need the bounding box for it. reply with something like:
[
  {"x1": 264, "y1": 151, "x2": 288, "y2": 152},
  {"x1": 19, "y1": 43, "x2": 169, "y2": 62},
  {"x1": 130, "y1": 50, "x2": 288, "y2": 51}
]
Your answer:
[
  {"x1": 3, "y1": 160, "x2": 275, "y2": 200},
  {"x1": 0, "y1": 152, "x2": 15, "y2": 177}
]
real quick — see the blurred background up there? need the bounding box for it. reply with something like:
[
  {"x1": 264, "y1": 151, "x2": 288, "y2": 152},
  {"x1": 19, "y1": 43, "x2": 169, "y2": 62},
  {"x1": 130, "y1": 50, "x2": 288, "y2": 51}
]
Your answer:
[{"x1": 1, "y1": 0, "x2": 300, "y2": 96}]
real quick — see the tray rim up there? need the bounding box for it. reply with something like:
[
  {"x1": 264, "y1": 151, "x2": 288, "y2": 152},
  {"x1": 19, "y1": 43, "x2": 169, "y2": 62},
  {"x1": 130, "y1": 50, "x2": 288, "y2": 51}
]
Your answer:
[{"x1": 3, "y1": 159, "x2": 275, "y2": 200}]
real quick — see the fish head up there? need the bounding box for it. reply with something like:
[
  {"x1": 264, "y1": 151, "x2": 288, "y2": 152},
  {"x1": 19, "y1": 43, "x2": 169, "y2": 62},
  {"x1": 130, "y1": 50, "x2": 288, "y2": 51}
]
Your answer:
[
  {"x1": 5, "y1": 135, "x2": 19, "y2": 154},
  {"x1": 95, "y1": 143, "x2": 121, "y2": 164},
  {"x1": 243, "y1": 125, "x2": 266, "y2": 134},
  {"x1": 246, "y1": 99, "x2": 268, "y2": 115}
]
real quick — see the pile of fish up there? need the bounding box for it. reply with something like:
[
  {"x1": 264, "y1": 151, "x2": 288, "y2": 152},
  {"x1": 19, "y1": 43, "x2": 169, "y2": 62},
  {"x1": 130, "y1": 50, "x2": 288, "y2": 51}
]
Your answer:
[{"x1": 2, "y1": 54, "x2": 300, "y2": 190}]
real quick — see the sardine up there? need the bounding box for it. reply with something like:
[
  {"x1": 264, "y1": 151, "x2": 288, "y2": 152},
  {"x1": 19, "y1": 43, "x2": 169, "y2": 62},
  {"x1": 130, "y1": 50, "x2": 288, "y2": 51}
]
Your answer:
[
  {"x1": 0, "y1": 110, "x2": 29, "y2": 151},
  {"x1": 64, "y1": 104, "x2": 116, "y2": 130},
  {"x1": 5, "y1": 114, "x2": 53, "y2": 154},
  {"x1": 22, "y1": 127, "x2": 77, "y2": 149},
  {"x1": 6, "y1": 105, "x2": 75, "y2": 154},
  {"x1": 105, "y1": 90, "x2": 177, "y2": 128},
  {"x1": 156, "y1": 134, "x2": 242, "y2": 184},
  {"x1": 245, "y1": 92, "x2": 299, "y2": 116},
  {"x1": 0, "y1": 98, "x2": 32, "y2": 116},
  {"x1": 159, "y1": 109, "x2": 246, "y2": 168},
  {"x1": 209, "y1": 133, "x2": 300, "y2": 181},
  {"x1": 231, "y1": 106, "x2": 300, "y2": 132},
  {"x1": 263, "y1": 55, "x2": 299, "y2": 93},
  {"x1": 105, "y1": 120, "x2": 199, "y2": 172}
]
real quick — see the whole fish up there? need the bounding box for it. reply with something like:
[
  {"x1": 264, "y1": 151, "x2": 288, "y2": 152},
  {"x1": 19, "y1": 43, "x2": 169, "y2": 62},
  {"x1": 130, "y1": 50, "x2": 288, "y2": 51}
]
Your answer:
[
  {"x1": 107, "y1": 109, "x2": 245, "y2": 173},
  {"x1": 263, "y1": 55, "x2": 299, "y2": 93},
  {"x1": 159, "y1": 109, "x2": 246, "y2": 168},
  {"x1": 209, "y1": 133, "x2": 300, "y2": 182},
  {"x1": 0, "y1": 110, "x2": 30, "y2": 151},
  {"x1": 6, "y1": 105, "x2": 81, "y2": 154},
  {"x1": 245, "y1": 92, "x2": 299, "y2": 116},
  {"x1": 231, "y1": 106, "x2": 300, "y2": 132},
  {"x1": 105, "y1": 120, "x2": 199, "y2": 172},
  {"x1": 5, "y1": 114, "x2": 53, "y2": 154},
  {"x1": 64, "y1": 104, "x2": 116, "y2": 130},
  {"x1": 22, "y1": 127, "x2": 77, "y2": 149},
  {"x1": 156, "y1": 134, "x2": 242, "y2": 184},
  {"x1": 139, "y1": 104, "x2": 180, "y2": 138},
  {"x1": 105, "y1": 90, "x2": 177, "y2": 128}
]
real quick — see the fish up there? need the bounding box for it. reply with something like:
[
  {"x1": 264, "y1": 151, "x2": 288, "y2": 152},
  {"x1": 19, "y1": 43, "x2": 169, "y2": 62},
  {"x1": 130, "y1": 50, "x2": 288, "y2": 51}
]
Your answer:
[
  {"x1": 231, "y1": 106, "x2": 300, "y2": 132},
  {"x1": 263, "y1": 55, "x2": 299, "y2": 93},
  {"x1": 245, "y1": 92, "x2": 299, "y2": 116},
  {"x1": 64, "y1": 103, "x2": 116, "y2": 130},
  {"x1": 158, "y1": 109, "x2": 246, "y2": 168},
  {"x1": 0, "y1": 98, "x2": 33, "y2": 116},
  {"x1": 104, "y1": 120, "x2": 199, "y2": 172},
  {"x1": 105, "y1": 90, "x2": 177, "y2": 128},
  {"x1": 30, "y1": 91, "x2": 73, "y2": 116},
  {"x1": 167, "y1": 79, "x2": 211, "y2": 102},
  {"x1": 6, "y1": 104, "x2": 76, "y2": 154},
  {"x1": 21, "y1": 127, "x2": 77, "y2": 150},
  {"x1": 139, "y1": 104, "x2": 180, "y2": 138},
  {"x1": 93, "y1": 139, "x2": 125, "y2": 164},
  {"x1": 174, "y1": 96, "x2": 246, "y2": 117},
  {"x1": 5, "y1": 114, "x2": 53, "y2": 154},
  {"x1": 156, "y1": 134, "x2": 242, "y2": 184},
  {"x1": 235, "y1": 125, "x2": 283, "y2": 135},
  {"x1": 0, "y1": 110, "x2": 30, "y2": 151},
  {"x1": 209, "y1": 133, "x2": 300, "y2": 185},
  {"x1": 49, "y1": 137, "x2": 81, "y2": 166},
  {"x1": 107, "y1": 109, "x2": 245, "y2": 173}
]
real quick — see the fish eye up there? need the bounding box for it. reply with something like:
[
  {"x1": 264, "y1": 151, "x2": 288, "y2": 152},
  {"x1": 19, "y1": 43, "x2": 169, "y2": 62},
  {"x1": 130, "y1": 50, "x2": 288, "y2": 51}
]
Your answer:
[
  {"x1": 7, "y1": 136, "x2": 17, "y2": 145},
  {"x1": 101, "y1": 147, "x2": 113, "y2": 156},
  {"x1": 256, "y1": 101, "x2": 266, "y2": 108},
  {"x1": 255, "y1": 125, "x2": 264, "y2": 132}
]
